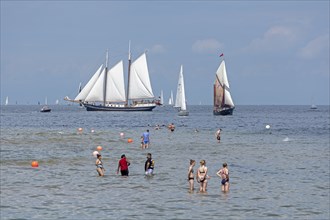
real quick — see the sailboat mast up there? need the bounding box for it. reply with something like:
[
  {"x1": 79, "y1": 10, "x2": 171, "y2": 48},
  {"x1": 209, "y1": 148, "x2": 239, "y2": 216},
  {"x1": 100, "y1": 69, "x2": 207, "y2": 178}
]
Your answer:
[
  {"x1": 103, "y1": 50, "x2": 109, "y2": 106},
  {"x1": 126, "y1": 41, "x2": 132, "y2": 106}
]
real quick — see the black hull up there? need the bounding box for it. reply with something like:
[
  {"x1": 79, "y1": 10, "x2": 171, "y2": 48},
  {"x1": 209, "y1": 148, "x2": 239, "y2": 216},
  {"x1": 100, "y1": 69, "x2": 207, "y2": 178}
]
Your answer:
[
  {"x1": 84, "y1": 104, "x2": 156, "y2": 112},
  {"x1": 213, "y1": 107, "x2": 234, "y2": 116},
  {"x1": 40, "y1": 109, "x2": 51, "y2": 112}
]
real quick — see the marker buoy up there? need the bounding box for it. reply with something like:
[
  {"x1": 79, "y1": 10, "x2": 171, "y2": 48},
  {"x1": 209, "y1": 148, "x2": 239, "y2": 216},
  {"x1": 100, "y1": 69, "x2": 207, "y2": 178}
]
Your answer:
[
  {"x1": 127, "y1": 138, "x2": 133, "y2": 143},
  {"x1": 265, "y1": 125, "x2": 270, "y2": 129},
  {"x1": 93, "y1": 151, "x2": 99, "y2": 157},
  {"x1": 91, "y1": 129, "x2": 95, "y2": 133},
  {"x1": 78, "y1": 127, "x2": 83, "y2": 132},
  {"x1": 120, "y1": 132, "x2": 125, "y2": 138},
  {"x1": 31, "y1": 161, "x2": 39, "y2": 168},
  {"x1": 96, "y1": 146, "x2": 102, "y2": 151}
]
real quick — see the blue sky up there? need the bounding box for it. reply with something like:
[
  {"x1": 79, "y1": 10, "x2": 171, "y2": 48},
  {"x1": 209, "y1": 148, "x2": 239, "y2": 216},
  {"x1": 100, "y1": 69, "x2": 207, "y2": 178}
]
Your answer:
[{"x1": 1, "y1": 1, "x2": 329, "y2": 105}]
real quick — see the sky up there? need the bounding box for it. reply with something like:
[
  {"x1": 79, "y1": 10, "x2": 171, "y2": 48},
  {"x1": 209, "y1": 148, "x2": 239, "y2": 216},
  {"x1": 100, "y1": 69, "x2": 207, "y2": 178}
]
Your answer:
[{"x1": 1, "y1": 1, "x2": 329, "y2": 105}]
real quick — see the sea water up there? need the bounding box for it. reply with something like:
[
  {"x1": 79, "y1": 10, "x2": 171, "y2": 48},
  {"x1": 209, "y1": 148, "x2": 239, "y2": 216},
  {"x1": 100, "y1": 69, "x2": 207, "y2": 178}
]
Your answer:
[{"x1": 0, "y1": 105, "x2": 329, "y2": 219}]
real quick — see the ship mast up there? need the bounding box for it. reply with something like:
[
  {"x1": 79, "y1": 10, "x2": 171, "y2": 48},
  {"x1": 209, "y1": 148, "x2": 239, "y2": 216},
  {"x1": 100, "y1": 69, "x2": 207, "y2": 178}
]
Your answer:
[
  {"x1": 103, "y1": 50, "x2": 109, "y2": 106},
  {"x1": 126, "y1": 41, "x2": 132, "y2": 106}
]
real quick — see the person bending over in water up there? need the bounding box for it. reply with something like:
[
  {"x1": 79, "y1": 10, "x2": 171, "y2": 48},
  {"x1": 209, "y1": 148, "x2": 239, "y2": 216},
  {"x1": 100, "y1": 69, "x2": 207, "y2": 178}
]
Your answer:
[
  {"x1": 197, "y1": 160, "x2": 208, "y2": 192},
  {"x1": 117, "y1": 154, "x2": 130, "y2": 176},
  {"x1": 145, "y1": 153, "x2": 155, "y2": 175},
  {"x1": 168, "y1": 123, "x2": 175, "y2": 132},
  {"x1": 216, "y1": 162, "x2": 230, "y2": 192},
  {"x1": 215, "y1": 128, "x2": 222, "y2": 143},
  {"x1": 96, "y1": 154, "x2": 105, "y2": 176},
  {"x1": 188, "y1": 159, "x2": 196, "y2": 191}
]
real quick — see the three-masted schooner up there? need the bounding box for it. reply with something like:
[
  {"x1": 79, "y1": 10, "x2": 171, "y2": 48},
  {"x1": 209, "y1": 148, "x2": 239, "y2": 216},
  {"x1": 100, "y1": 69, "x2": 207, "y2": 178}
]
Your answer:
[
  {"x1": 213, "y1": 56, "x2": 235, "y2": 115},
  {"x1": 65, "y1": 44, "x2": 156, "y2": 111}
]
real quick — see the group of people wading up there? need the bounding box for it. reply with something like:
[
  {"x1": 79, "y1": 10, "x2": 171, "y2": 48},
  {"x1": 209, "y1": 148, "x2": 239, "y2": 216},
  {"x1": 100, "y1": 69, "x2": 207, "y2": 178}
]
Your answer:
[
  {"x1": 188, "y1": 160, "x2": 230, "y2": 193},
  {"x1": 96, "y1": 126, "x2": 229, "y2": 193}
]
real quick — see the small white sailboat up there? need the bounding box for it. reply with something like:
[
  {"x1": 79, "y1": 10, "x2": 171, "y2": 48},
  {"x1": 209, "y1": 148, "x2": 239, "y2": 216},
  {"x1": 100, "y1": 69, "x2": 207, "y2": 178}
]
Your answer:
[
  {"x1": 5, "y1": 96, "x2": 8, "y2": 106},
  {"x1": 175, "y1": 65, "x2": 189, "y2": 116},
  {"x1": 213, "y1": 55, "x2": 235, "y2": 115},
  {"x1": 168, "y1": 90, "x2": 174, "y2": 105},
  {"x1": 64, "y1": 42, "x2": 156, "y2": 111}
]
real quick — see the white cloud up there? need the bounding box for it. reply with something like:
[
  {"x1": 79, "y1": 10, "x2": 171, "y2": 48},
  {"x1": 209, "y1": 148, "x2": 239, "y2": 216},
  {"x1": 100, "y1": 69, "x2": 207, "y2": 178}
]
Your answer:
[
  {"x1": 298, "y1": 34, "x2": 329, "y2": 59},
  {"x1": 245, "y1": 25, "x2": 299, "y2": 52},
  {"x1": 192, "y1": 39, "x2": 223, "y2": 53},
  {"x1": 150, "y1": 44, "x2": 166, "y2": 53}
]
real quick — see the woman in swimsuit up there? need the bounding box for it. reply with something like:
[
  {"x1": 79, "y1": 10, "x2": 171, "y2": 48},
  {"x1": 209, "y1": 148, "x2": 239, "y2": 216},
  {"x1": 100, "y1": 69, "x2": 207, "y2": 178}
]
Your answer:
[
  {"x1": 197, "y1": 160, "x2": 208, "y2": 192},
  {"x1": 187, "y1": 159, "x2": 196, "y2": 191},
  {"x1": 216, "y1": 162, "x2": 229, "y2": 192},
  {"x1": 95, "y1": 154, "x2": 105, "y2": 176}
]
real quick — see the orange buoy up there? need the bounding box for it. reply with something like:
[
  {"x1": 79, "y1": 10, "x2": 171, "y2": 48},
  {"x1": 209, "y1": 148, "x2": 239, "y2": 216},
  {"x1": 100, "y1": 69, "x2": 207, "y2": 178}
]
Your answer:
[
  {"x1": 31, "y1": 161, "x2": 39, "y2": 168},
  {"x1": 127, "y1": 138, "x2": 133, "y2": 143},
  {"x1": 96, "y1": 146, "x2": 102, "y2": 151}
]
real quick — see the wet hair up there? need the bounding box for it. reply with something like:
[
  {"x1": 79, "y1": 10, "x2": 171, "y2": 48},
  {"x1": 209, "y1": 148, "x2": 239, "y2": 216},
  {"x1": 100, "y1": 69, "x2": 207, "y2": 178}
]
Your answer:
[
  {"x1": 97, "y1": 154, "x2": 101, "y2": 158},
  {"x1": 147, "y1": 153, "x2": 152, "y2": 157},
  {"x1": 200, "y1": 160, "x2": 205, "y2": 165},
  {"x1": 121, "y1": 154, "x2": 126, "y2": 158},
  {"x1": 147, "y1": 129, "x2": 149, "y2": 132},
  {"x1": 223, "y1": 162, "x2": 227, "y2": 167},
  {"x1": 190, "y1": 159, "x2": 195, "y2": 165}
]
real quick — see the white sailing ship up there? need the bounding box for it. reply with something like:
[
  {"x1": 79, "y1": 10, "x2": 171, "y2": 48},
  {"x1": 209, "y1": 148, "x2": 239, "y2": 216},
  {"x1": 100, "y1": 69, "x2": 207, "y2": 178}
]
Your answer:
[
  {"x1": 64, "y1": 43, "x2": 156, "y2": 111},
  {"x1": 174, "y1": 65, "x2": 189, "y2": 116}
]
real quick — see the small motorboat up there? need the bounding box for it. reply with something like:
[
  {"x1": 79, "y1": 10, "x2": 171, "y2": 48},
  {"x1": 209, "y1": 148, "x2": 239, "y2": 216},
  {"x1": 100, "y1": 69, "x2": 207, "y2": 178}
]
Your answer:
[{"x1": 40, "y1": 105, "x2": 51, "y2": 112}]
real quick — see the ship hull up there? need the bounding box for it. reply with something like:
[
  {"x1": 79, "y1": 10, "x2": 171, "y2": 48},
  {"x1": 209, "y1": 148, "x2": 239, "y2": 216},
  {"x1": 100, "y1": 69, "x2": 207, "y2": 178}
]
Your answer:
[
  {"x1": 84, "y1": 103, "x2": 156, "y2": 112},
  {"x1": 213, "y1": 107, "x2": 234, "y2": 116}
]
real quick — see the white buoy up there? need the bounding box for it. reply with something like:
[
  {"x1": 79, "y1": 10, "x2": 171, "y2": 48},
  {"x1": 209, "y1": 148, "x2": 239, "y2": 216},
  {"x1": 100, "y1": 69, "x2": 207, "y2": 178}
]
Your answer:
[{"x1": 265, "y1": 125, "x2": 270, "y2": 129}]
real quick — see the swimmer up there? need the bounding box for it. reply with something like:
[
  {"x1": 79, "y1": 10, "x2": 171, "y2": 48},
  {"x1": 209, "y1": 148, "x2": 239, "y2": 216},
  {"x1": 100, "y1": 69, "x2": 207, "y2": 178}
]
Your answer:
[
  {"x1": 95, "y1": 154, "x2": 105, "y2": 176},
  {"x1": 197, "y1": 160, "x2": 208, "y2": 192},
  {"x1": 141, "y1": 129, "x2": 150, "y2": 149},
  {"x1": 216, "y1": 162, "x2": 230, "y2": 192},
  {"x1": 144, "y1": 153, "x2": 155, "y2": 175},
  {"x1": 117, "y1": 154, "x2": 130, "y2": 176},
  {"x1": 188, "y1": 159, "x2": 196, "y2": 191},
  {"x1": 215, "y1": 128, "x2": 222, "y2": 143},
  {"x1": 168, "y1": 123, "x2": 175, "y2": 132}
]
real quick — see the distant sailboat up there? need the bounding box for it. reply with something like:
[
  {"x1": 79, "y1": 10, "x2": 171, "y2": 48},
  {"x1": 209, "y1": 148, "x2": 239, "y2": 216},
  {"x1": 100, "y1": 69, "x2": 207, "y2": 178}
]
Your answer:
[
  {"x1": 175, "y1": 65, "x2": 189, "y2": 116},
  {"x1": 310, "y1": 98, "x2": 317, "y2": 110},
  {"x1": 64, "y1": 43, "x2": 156, "y2": 111},
  {"x1": 168, "y1": 90, "x2": 174, "y2": 105},
  {"x1": 41, "y1": 97, "x2": 51, "y2": 112},
  {"x1": 5, "y1": 96, "x2": 8, "y2": 106},
  {"x1": 213, "y1": 55, "x2": 235, "y2": 115}
]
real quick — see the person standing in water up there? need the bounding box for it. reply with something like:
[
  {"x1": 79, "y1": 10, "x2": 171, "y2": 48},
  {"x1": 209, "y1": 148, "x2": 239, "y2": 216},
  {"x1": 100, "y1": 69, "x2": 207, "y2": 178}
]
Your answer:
[
  {"x1": 197, "y1": 160, "x2": 208, "y2": 192},
  {"x1": 188, "y1": 159, "x2": 196, "y2": 191},
  {"x1": 145, "y1": 153, "x2": 155, "y2": 175},
  {"x1": 216, "y1": 162, "x2": 230, "y2": 192},
  {"x1": 117, "y1": 154, "x2": 130, "y2": 176},
  {"x1": 95, "y1": 154, "x2": 105, "y2": 176},
  {"x1": 215, "y1": 128, "x2": 222, "y2": 143},
  {"x1": 141, "y1": 129, "x2": 150, "y2": 149}
]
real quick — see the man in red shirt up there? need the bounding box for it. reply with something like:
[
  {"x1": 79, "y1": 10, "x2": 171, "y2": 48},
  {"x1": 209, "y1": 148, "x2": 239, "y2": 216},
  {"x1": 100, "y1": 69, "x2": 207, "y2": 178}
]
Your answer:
[{"x1": 117, "y1": 154, "x2": 130, "y2": 176}]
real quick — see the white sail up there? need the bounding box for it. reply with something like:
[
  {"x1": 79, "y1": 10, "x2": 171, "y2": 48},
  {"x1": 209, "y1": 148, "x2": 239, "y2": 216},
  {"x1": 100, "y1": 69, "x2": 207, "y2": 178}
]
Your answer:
[
  {"x1": 168, "y1": 90, "x2": 174, "y2": 105},
  {"x1": 85, "y1": 68, "x2": 106, "y2": 102},
  {"x1": 5, "y1": 96, "x2": 8, "y2": 105},
  {"x1": 175, "y1": 65, "x2": 187, "y2": 111},
  {"x1": 75, "y1": 65, "x2": 103, "y2": 101},
  {"x1": 215, "y1": 60, "x2": 234, "y2": 107},
  {"x1": 128, "y1": 53, "x2": 154, "y2": 99},
  {"x1": 216, "y1": 60, "x2": 230, "y2": 89},
  {"x1": 106, "y1": 60, "x2": 126, "y2": 102},
  {"x1": 224, "y1": 89, "x2": 234, "y2": 107},
  {"x1": 160, "y1": 90, "x2": 164, "y2": 105}
]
